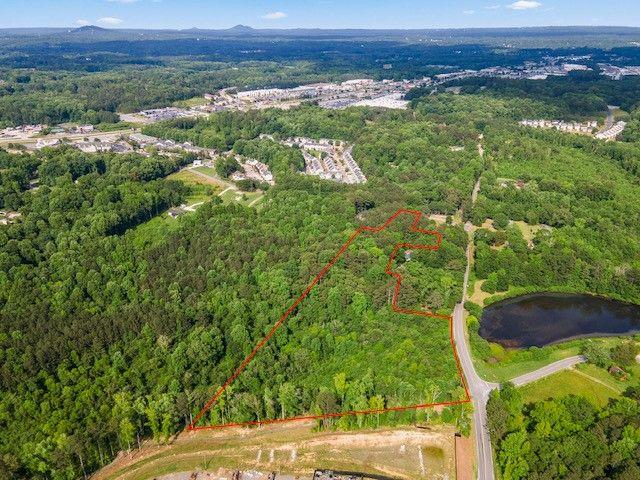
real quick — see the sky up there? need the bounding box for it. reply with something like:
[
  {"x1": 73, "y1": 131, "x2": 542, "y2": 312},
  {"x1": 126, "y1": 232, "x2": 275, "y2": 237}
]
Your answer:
[{"x1": 0, "y1": 0, "x2": 637, "y2": 30}]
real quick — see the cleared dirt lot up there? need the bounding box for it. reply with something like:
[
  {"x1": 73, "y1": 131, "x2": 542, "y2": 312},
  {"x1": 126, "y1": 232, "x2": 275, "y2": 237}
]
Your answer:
[{"x1": 94, "y1": 422, "x2": 457, "y2": 480}]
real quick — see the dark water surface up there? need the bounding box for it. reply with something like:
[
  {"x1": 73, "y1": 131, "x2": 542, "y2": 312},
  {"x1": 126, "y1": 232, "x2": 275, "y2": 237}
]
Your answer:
[{"x1": 479, "y1": 293, "x2": 640, "y2": 348}]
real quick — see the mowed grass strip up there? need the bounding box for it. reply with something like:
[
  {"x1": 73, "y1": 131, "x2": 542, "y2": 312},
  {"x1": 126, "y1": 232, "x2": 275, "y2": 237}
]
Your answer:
[
  {"x1": 194, "y1": 165, "x2": 219, "y2": 178},
  {"x1": 474, "y1": 343, "x2": 582, "y2": 383},
  {"x1": 219, "y1": 187, "x2": 264, "y2": 206},
  {"x1": 168, "y1": 168, "x2": 223, "y2": 187},
  {"x1": 575, "y1": 363, "x2": 631, "y2": 394},
  {"x1": 518, "y1": 369, "x2": 619, "y2": 407}
]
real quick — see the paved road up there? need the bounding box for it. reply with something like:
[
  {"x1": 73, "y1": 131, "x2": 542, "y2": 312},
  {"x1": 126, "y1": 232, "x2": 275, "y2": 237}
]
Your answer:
[
  {"x1": 453, "y1": 255, "x2": 586, "y2": 480},
  {"x1": 452, "y1": 163, "x2": 586, "y2": 480},
  {"x1": 0, "y1": 129, "x2": 134, "y2": 146},
  {"x1": 452, "y1": 155, "x2": 498, "y2": 480},
  {"x1": 453, "y1": 220, "x2": 498, "y2": 480},
  {"x1": 511, "y1": 355, "x2": 586, "y2": 387}
]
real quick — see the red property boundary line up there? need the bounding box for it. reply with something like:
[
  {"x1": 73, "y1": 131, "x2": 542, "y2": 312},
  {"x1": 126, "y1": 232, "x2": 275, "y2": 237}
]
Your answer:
[{"x1": 187, "y1": 209, "x2": 471, "y2": 431}]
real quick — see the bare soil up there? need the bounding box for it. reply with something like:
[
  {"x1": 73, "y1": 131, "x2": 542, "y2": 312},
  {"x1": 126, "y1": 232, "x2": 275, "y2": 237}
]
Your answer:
[{"x1": 93, "y1": 422, "x2": 457, "y2": 480}]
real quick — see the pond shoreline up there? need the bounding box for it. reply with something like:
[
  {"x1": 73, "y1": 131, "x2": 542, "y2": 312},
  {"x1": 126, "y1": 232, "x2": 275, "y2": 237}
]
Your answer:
[{"x1": 479, "y1": 292, "x2": 640, "y2": 348}]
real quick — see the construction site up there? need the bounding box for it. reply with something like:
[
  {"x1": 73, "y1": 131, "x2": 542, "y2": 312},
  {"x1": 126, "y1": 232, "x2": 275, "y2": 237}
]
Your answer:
[{"x1": 92, "y1": 422, "x2": 463, "y2": 480}]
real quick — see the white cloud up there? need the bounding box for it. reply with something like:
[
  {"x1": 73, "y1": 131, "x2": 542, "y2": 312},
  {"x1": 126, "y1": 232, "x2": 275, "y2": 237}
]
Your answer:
[
  {"x1": 76, "y1": 19, "x2": 91, "y2": 26},
  {"x1": 463, "y1": 10, "x2": 475, "y2": 15},
  {"x1": 507, "y1": 1, "x2": 542, "y2": 10},
  {"x1": 263, "y1": 11, "x2": 287, "y2": 20},
  {"x1": 97, "y1": 17, "x2": 124, "y2": 25}
]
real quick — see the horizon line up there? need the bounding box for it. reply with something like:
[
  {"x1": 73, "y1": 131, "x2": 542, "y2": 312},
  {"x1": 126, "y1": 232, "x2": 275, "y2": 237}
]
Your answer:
[{"x1": 2, "y1": 24, "x2": 640, "y2": 31}]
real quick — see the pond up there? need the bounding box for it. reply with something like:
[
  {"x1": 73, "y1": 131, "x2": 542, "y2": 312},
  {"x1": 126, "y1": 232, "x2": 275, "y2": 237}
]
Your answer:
[{"x1": 479, "y1": 293, "x2": 640, "y2": 348}]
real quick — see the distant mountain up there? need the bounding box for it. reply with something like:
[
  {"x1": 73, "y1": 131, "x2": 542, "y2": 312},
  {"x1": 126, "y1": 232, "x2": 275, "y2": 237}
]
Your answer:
[
  {"x1": 72, "y1": 25, "x2": 109, "y2": 33},
  {"x1": 228, "y1": 24, "x2": 254, "y2": 32}
]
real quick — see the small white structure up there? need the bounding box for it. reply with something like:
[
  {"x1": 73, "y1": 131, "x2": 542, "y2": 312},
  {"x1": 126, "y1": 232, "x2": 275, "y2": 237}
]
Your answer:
[
  {"x1": 35, "y1": 138, "x2": 60, "y2": 149},
  {"x1": 76, "y1": 125, "x2": 95, "y2": 134}
]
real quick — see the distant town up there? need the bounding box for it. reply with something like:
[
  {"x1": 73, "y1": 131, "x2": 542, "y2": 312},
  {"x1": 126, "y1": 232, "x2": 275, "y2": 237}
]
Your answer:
[
  {"x1": 0, "y1": 55, "x2": 636, "y2": 199},
  {"x1": 119, "y1": 78, "x2": 418, "y2": 123},
  {"x1": 110, "y1": 58, "x2": 640, "y2": 124}
]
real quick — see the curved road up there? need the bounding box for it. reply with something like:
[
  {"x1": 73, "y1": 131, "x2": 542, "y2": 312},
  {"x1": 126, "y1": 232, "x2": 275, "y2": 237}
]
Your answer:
[
  {"x1": 453, "y1": 223, "x2": 497, "y2": 480},
  {"x1": 510, "y1": 355, "x2": 586, "y2": 387},
  {"x1": 453, "y1": 147, "x2": 586, "y2": 479},
  {"x1": 453, "y1": 239, "x2": 586, "y2": 480}
]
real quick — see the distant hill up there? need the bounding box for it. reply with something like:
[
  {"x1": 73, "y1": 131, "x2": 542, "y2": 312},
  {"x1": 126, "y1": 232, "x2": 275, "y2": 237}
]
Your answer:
[
  {"x1": 228, "y1": 24, "x2": 254, "y2": 32},
  {"x1": 71, "y1": 25, "x2": 109, "y2": 34},
  {"x1": 0, "y1": 25, "x2": 638, "y2": 49}
]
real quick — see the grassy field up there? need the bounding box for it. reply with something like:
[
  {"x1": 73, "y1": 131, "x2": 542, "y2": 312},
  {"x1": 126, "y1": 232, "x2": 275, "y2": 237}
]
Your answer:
[
  {"x1": 518, "y1": 369, "x2": 619, "y2": 407},
  {"x1": 94, "y1": 423, "x2": 457, "y2": 480},
  {"x1": 168, "y1": 168, "x2": 265, "y2": 207},
  {"x1": 469, "y1": 279, "x2": 496, "y2": 306},
  {"x1": 193, "y1": 165, "x2": 219, "y2": 178},
  {"x1": 168, "y1": 169, "x2": 223, "y2": 188},
  {"x1": 474, "y1": 342, "x2": 583, "y2": 383},
  {"x1": 166, "y1": 169, "x2": 221, "y2": 206},
  {"x1": 472, "y1": 335, "x2": 633, "y2": 383},
  {"x1": 512, "y1": 220, "x2": 551, "y2": 244},
  {"x1": 575, "y1": 362, "x2": 636, "y2": 394},
  {"x1": 219, "y1": 187, "x2": 264, "y2": 206}
]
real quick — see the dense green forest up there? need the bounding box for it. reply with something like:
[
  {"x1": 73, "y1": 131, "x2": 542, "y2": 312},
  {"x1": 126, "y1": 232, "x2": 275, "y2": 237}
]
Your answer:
[
  {"x1": 469, "y1": 125, "x2": 640, "y2": 305},
  {"x1": 488, "y1": 383, "x2": 640, "y2": 479},
  {"x1": 0, "y1": 104, "x2": 485, "y2": 478},
  {"x1": 1, "y1": 94, "x2": 639, "y2": 478},
  {"x1": 2, "y1": 33, "x2": 640, "y2": 478},
  {"x1": 2, "y1": 32, "x2": 640, "y2": 126},
  {"x1": 448, "y1": 72, "x2": 640, "y2": 115}
]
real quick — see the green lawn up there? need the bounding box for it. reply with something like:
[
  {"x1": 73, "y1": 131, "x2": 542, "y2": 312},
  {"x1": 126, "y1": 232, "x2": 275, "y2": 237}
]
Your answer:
[
  {"x1": 219, "y1": 187, "x2": 264, "y2": 206},
  {"x1": 575, "y1": 363, "x2": 632, "y2": 394},
  {"x1": 472, "y1": 339, "x2": 582, "y2": 383},
  {"x1": 194, "y1": 165, "x2": 218, "y2": 177},
  {"x1": 471, "y1": 325, "x2": 628, "y2": 383},
  {"x1": 518, "y1": 369, "x2": 619, "y2": 407}
]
